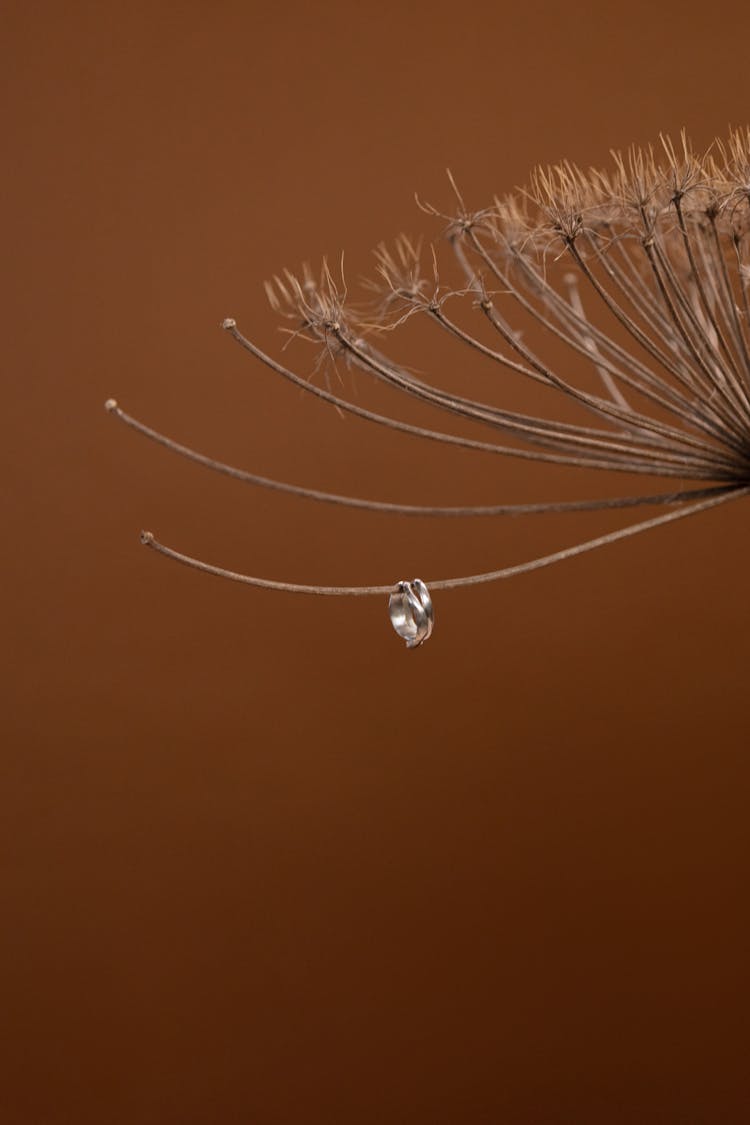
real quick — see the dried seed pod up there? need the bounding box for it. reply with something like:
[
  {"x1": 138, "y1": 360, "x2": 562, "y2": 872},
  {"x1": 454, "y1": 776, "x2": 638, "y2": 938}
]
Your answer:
[{"x1": 108, "y1": 128, "x2": 750, "y2": 645}]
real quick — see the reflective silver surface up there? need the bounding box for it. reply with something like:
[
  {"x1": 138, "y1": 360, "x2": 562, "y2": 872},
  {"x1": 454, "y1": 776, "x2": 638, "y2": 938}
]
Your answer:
[{"x1": 388, "y1": 579, "x2": 434, "y2": 648}]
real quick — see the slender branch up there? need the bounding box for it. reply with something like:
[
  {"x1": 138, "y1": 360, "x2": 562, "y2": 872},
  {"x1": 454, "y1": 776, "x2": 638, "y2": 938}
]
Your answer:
[
  {"x1": 106, "y1": 399, "x2": 731, "y2": 517},
  {"x1": 138, "y1": 485, "x2": 749, "y2": 597},
  {"x1": 335, "y1": 324, "x2": 736, "y2": 476},
  {"x1": 461, "y1": 229, "x2": 749, "y2": 458},
  {"x1": 222, "y1": 320, "x2": 730, "y2": 478}
]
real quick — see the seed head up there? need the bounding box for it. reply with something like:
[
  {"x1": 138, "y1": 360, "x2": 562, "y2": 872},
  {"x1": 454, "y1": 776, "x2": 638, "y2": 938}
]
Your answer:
[{"x1": 108, "y1": 129, "x2": 750, "y2": 646}]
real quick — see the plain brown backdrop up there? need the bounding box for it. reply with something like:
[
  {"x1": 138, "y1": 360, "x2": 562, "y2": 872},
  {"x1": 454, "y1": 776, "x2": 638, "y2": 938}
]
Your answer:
[{"x1": 4, "y1": 1, "x2": 750, "y2": 1122}]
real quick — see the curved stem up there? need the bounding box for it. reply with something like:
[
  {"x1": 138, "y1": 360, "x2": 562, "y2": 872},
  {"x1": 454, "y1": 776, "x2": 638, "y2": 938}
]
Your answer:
[
  {"x1": 138, "y1": 484, "x2": 749, "y2": 596},
  {"x1": 106, "y1": 399, "x2": 730, "y2": 517},
  {"x1": 221, "y1": 321, "x2": 726, "y2": 478}
]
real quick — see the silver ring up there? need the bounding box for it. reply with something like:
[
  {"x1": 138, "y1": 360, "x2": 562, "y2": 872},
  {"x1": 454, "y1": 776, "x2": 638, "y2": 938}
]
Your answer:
[{"x1": 388, "y1": 579, "x2": 434, "y2": 648}]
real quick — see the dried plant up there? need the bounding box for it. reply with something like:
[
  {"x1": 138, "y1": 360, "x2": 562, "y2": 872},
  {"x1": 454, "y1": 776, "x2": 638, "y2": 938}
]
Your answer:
[{"x1": 107, "y1": 128, "x2": 750, "y2": 647}]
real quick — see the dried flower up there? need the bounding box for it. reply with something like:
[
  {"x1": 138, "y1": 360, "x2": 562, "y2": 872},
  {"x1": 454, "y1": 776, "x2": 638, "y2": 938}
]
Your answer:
[{"x1": 107, "y1": 129, "x2": 750, "y2": 647}]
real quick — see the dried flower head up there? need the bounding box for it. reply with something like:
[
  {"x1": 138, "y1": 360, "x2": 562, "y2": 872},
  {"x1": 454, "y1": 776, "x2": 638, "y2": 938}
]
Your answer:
[{"x1": 108, "y1": 128, "x2": 750, "y2": 647}]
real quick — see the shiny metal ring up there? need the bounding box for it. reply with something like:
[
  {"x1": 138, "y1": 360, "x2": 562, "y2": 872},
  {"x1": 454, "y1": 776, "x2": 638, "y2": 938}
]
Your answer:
[{"x1": 388, "y1": 579, "x2": 434, "y2": 648}]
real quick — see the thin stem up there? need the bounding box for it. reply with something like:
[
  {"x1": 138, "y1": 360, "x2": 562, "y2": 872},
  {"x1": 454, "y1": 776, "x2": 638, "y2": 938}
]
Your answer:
[
  {"x1": 335, "y1": 324, "x2": 736, "y2": 477},
  {"x1": 642, "y1": 236, "x2": 750, "y2": 440},
  {"x1": 649, "y1": 232, "x2": 750, "y2": 420},
  {"x1": 223, "y1": 321, "x2": 728, "y2": 478},
  {"x1": 673, "y1": 197, "x2": 748, "y2": 392},
  {"x1": 138, "y1": 485, "x2": 749, "y2": 596},
  {"x1": 106, "y1": 399, "x2": 729, "y2": 517},
  {"x1": 560, "y1": 270, "x2": 631, "y2": 410},
  {"x1": 565, "y1": 232, "x2": 744, "y2": 438},
  {"x1": 463, "y1": 229, "x2": 747, "y2": 457},
  {"x1": 470, "y1": 230, "x2": 719, "y2": 433},
  {"x1": 707, "y1": 213, "x2": 750, "y2": 381},
  {"x1": 734, "y1": 229, "x2": 750, "y2": 331},
  {"x1": 428, "y1": 304, "x2": 691, "y2": 452}
]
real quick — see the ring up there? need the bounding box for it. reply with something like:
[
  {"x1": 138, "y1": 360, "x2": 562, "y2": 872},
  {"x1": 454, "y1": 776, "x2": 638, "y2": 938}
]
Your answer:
[{"x1": 388, "y1": 579, "x2": 434, "y2": 648}]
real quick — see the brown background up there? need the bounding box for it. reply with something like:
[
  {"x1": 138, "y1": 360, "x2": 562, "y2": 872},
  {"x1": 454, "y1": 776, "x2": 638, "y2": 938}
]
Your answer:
[{"x1": 4, "y1": 1, "x2": 750, "y2": 1122}]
